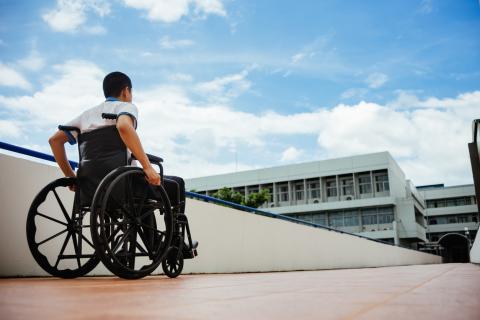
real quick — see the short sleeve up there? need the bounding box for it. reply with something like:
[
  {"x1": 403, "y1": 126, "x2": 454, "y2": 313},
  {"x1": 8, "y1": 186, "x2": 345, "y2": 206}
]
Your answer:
[
  {"x1": 63, "y1": 113, "x2": 82, "y2": 144},
  {"x1": 116, "y1": 102, "x2": 139, "y2": 129}
]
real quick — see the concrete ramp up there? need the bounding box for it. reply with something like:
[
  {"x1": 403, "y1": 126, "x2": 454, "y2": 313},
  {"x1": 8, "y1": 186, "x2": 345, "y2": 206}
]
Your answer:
[{"x1": 0, "y1": 153, "x2": 440, "y2": 277}]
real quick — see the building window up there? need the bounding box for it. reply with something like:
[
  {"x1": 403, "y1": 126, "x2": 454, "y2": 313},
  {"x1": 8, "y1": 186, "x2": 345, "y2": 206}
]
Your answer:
[
  {"x1": 429, "y1": 218, "x2": 437, "y2": 225},
  {"x1": 308, "y1": 181, "x2": 321, "y2": 199},
  {"x1": 358, "y1": 175, "x2": 372, "y2": 194},
  {"x1": 326, "y1": 180, "x2": 337, "y2": 197},
  {"x1": 375, "y1": 173, "x2": 389, "y2": 193},
  {"x1": 427, "y1": 197, "x2": 474, "y2": 208},
  {"x1": 344, "y1": 210, "x2": 359, "y2": 226},
  {"x1": 341, "y1": 178, "x2": 354, "y2": 196},
  {"x1": 295, "y1": 183, "x2": 304, "y2": 201},
  {"x1": 378, "y1": 207, "x2": 394, "y2": 224},
  {"x1": 329, "y1": 212, "x2": 344, "y2": 227},
  {"x1": 313, "y1": 214, "x2": 327, "y2": 226},
  {"x1": 277, "y1": 185, "x2": 289, "y2": 202},
  {"x1": 361, "y1": 209, "x2": 377, "y2": 225},
  {"x1": 448, "y1": 216, "x2": 458, "y2": 224},
  {"x1": 247, "y1": 185, "x2": 259, "y2": 195}
]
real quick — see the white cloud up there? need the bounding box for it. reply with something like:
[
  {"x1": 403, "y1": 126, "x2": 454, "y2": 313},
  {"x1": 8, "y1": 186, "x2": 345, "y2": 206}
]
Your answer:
[
  {"x1": 84, "y1": 24, "x2": 107, "y2": 35},
  {"x1": 0, "y1": 120, "x2": 22, "y2": 138},
  {"x1": 168, "y1": 73, "x2": 193, "y2": 82},
  {"x1": 122, "y1": 0, "x2": 226, "y2": 23},
  {"x1": 0, "y1": 63, "x2": 31, "y2": 90},
  {"x1": 159, "y1": 36, "x2": 195, "y2": 49},
  {"x1": 195, "y1": 69, "x2": 252, "y2": 101},
  {"x1": 1, "y1": 59, "x2": 478, "y2": 186},
  {"x1": 418, "y1": 0, "x2": 433, "y2": 14},
  {"x1": 193, "y1": 0, "x2": 226, "y2": 17},
  {"x1": 366, "y1": 72, "x2": 388, "y2": 89},
  {"x1": 43, "y1": 0, "x2": 110, "y2": 33},
  {"x1": 0, "y1": 60, "x2": 104, "y2": 125},
  {"x1": 340, "y1": 88, "x2": 368, "y2": 100},
  {"x1": 17, "y1": 50, "x2": 45, "y2": 72},
  {"x1": 281, "y1": 146, "x2": 303, "y2": 162},
  {"x1": 291, "y1": 53, "x2": 306, "y2": 64}
]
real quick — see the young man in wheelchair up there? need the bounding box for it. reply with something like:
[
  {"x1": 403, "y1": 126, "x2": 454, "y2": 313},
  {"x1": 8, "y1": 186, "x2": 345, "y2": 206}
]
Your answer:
[
  {"x1": 49, "y1": 71, "x2": 186, "y2": 214},
  {"x1": 45, "y1": 71, "x2": 195, "y2": 278}
]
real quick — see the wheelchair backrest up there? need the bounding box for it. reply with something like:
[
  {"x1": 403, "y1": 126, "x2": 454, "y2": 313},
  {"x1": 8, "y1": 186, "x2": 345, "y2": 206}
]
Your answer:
[{"x1": 77, "y1": 125, "x2": 128, "y2": 206}]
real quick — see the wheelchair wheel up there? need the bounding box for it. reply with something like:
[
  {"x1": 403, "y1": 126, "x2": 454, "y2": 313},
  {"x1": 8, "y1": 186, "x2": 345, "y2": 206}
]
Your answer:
[
  {"x1": 91, "y1": 167, "x2": 173, "y2": 279},
  {"x1": 26, "y1": 178, "x2": 99, "y2": 278},
  {"x1": 162, "y1": 248, "x2": 184, "y2": 278}
]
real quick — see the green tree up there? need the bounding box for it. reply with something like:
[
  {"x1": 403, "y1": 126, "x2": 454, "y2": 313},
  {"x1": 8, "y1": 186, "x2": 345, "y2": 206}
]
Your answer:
[
  {"x1": 212, "y1": 187, "x2": 270, "y2": 209},
  {"x1": 243, "y1": 188, "x2": 270, "y2": 208},
  {"x1": 212, "y1": 187, "x2": 244, "y2": 204}
]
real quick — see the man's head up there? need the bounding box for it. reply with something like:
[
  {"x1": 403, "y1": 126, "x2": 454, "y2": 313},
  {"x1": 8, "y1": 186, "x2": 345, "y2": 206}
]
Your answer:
[{"x1": 103, "y1": 71, "x2": 132, "y2": 102}]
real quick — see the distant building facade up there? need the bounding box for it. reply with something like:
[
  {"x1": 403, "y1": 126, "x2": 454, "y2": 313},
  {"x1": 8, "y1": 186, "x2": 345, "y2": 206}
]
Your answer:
[{"x1": 186, "y1": 152, "x2": 479, "y2": 250}]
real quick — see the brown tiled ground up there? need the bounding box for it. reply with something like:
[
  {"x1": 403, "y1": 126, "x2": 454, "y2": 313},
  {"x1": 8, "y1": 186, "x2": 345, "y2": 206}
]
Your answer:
[{"x1": 1, "y1": 263, "x2": 479, "y2": 320}]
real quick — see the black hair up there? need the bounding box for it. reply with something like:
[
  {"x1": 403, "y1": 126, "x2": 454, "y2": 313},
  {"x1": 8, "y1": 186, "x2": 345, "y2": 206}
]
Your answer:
[{"x1": 103, "y1": 71, "x2": 132, "y2": 98}]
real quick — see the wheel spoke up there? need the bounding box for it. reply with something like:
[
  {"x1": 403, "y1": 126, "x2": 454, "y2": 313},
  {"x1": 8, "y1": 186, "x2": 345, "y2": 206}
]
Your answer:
[
  {"x1": 106, "y1": 225, "x2": 121, "y2": 242},
  {"x1": 136, "y1": 242, "x2": 148, "y2": 254},
  {"x1": 137, "y1": 227, "x2": 154, "y2": 258},
  {"x1": 55, "y1": 232, "x2": 72, "y2": 268},
  {"x1": 70, "y1": 230, "x2": 82, "y2": 268},
  {"x1": 139, "y1": 222, "x2": 165, "y2": 237},
  {"x1": 73, "y1": 229, "x2": 95, "y2": 250},
  {"x1": 138, "y1": 208, "x2": 156, "y2": 221},
  {"x1": 127, "y1": 229, "x2": 137, "y2": 268},
  {"x1": 36, "y1": 212, "x2": 68, "y2": 226},
  {"x1": 52, "y1": 189, "x2": 71, "y2": 223},
  {"x1": 111, "y1": 227, "x2": 134, "y2": 254},
  {"x1": 38, "y1": 229, "x2": 68, "y2": 246}
]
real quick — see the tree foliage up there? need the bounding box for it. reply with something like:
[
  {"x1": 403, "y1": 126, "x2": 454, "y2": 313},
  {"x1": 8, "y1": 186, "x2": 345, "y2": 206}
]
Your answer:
[{"x1": 212, "y1": 187, "x2": 270, "y2": 208}]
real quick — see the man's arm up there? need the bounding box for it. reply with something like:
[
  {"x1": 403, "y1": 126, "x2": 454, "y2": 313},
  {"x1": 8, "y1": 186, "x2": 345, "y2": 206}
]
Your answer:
[
  {"x1": 49, "y1": 130, "x2": 76, "y2": 178},
  {"x1": 116, "y1": 115, "x2": 161, "y2": 185}
]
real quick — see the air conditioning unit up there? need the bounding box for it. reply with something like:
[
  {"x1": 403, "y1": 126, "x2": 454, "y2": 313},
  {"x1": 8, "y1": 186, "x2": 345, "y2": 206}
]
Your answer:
[{"x1": 341, "y1": 195, "x2": 355, "y2": 201}]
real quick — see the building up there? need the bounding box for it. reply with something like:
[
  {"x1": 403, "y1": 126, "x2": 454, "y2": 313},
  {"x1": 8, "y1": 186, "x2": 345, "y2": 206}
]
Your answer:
[
  {"x1": 418, "y1": 184, "x2": 478, "y2": 261},
  {"x1": 186, "y1": 151, "x2": 479, "y2": 254}
]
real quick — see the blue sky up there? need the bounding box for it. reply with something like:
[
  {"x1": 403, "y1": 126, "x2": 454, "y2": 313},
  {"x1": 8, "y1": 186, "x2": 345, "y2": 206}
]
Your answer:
[{"x1": 0, "y1": 0, "x2": 479, "y2": 185}]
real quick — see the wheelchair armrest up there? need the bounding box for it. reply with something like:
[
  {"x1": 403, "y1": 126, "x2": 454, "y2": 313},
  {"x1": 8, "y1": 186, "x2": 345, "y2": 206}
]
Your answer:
[
  {"x1": 131, "y1": 153, "x2": 163, "y2": 164},
  {"x1": 58, "y1": 125, "x2": 80, "y2": 145},
  {"x1": 131, "y1": 153, "x2": 164, "y2": 178},
  {"x1": 146, "y1": 153, "x2": 163, "y2": 163},
  {"x1": 58, "y1": 125, "x2": 80, "y2": 133}
]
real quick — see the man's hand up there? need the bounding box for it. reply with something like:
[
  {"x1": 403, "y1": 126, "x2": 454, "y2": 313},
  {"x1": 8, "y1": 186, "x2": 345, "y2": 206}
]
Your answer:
[{"x1": 144, "y1": 165, "x2": 161, "y2": 185}]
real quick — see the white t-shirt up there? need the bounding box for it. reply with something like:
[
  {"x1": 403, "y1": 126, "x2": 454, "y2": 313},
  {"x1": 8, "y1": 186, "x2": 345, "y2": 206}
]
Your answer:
[{"x1": 64, "y1": 100, "x2": 138, "y2": 143}]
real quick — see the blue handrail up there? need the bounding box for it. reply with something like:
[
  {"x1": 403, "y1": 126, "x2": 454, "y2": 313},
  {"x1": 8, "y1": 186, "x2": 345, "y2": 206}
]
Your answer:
[
  {"x1": 0, "y1": 139, "x2": 414, "y2": 250},
  {"x1": 0, "y1": 141, "x2": 79, "y2": 169}
]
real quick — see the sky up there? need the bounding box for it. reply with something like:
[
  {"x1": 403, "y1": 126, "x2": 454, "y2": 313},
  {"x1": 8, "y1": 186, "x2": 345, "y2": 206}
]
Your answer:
[{"x1": 0, "y1": 0, "x2": 479, "y2": 186}]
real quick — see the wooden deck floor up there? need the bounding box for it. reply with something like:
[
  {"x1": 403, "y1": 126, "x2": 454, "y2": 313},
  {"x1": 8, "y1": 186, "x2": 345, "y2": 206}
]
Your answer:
[{"x1": 1, "y1": 263, "x2": 479, "y2": 320}]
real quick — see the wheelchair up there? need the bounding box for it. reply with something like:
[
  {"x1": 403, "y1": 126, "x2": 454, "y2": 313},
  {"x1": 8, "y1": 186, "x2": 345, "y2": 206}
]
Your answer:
[{"x1": 26, "y1": 113, "x2": 198, "y2": 279}]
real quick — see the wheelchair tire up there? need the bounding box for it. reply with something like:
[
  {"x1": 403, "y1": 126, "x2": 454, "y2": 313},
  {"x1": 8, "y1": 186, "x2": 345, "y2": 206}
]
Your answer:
[
  {"x1": 26, "y1": 178, "x2": 100, "y2": 278},
  {"x1": 90, "y1": 167, "x2": 173, "y2": 279},
  {"x1": 162, "y1": 248, "x2": 184, "y2": 278}
]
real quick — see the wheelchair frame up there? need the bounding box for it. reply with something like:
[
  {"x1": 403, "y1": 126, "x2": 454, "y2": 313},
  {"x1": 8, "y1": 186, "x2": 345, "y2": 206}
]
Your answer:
[{"x1": 26, "y1": 114, "x2": 197, "y2": 279}]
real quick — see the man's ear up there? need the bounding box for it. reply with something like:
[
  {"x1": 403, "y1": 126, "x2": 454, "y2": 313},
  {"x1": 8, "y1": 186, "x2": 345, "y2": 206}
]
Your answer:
[{"x1": 120, "y1": 87, "x2": 128, "y2": 99}]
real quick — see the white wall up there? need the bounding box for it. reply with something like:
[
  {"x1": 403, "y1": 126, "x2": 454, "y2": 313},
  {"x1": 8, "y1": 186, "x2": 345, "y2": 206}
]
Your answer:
[
  {"x1": 472, "y1": 229, "x2": 480, "y2": 263},
  {"x1": 0, "y1": 153, "x2": 441, "y2": 277}
]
